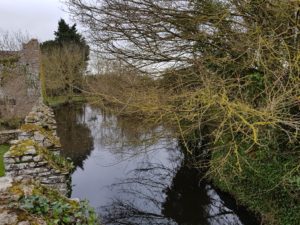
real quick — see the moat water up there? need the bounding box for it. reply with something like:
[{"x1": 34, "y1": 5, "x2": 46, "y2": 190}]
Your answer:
[{"x1": 54, "y1": 103, "x2": 260, "y2": 225}]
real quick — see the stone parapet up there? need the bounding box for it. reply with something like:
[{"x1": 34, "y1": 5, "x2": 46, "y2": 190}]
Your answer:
[
  {"x1": 3, "y1": 100, "x2": 72, "y2": 196},
  {"x1": 4, "y1": 142, "x2": 69, "y2": 195}
]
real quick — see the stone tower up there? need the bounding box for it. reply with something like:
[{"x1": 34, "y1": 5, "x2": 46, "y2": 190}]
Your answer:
[{"x1": 19, "y1": 39, "x2": 41, "y2": 97}]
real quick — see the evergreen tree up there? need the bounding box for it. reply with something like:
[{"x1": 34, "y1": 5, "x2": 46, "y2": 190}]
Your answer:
[
  {"x1": 42, "y1": 19, "x2": 89, "y2": 61},
  {"x1": 55, "y1": 19, "x2": 81, "y2": 45},
  {"x1": 41, "y1": 19, "x2": 90, "y2": 97}
]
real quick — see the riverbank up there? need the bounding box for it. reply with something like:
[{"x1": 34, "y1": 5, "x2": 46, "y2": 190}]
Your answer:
[
  {"x1": 45, "y1": 95, "x2": 86, "y2": 107},
  {"x1": 210, "y1": 148, "x2": 300, "y2": 225}
]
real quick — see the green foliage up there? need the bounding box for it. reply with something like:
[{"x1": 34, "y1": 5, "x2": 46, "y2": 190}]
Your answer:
[
  {"x1": 0, "y1": 144, "x2": 9, "y2": 177},
  {"x1": 9, "y1": 139, "x2": 36, "y2": 157},
  {"x1": 18, "y1": 186, "x2": 99, "y2": 225},
  {"x1": 211, "y1": 134, "x2": 300, "y2": 225},
  {"x1": 21, "y1": 124, "x2": 61, "y2": 147},
  {"x1": 39, "y1": 146, "x2": 74, "y2": 173},
  {"x1": 9, "y1": 139, "x2": 74, "y2": 173}
]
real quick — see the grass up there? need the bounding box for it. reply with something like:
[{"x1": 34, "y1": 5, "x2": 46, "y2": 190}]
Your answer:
[{"x1": 0, "y1": 144, "x2": 10, "y2": 177}]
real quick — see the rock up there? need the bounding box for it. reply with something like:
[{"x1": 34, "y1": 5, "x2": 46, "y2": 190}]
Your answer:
[
  {"x1": 0, "y1": 177, "x2": 13, "y2": 192},
  {"x1": 33, "y1": 155, "x2": 43, "y2": 162},
  {"x1": 19, "y1": 132, "x2": 29, "y2": 136},
  {"x1": 13, "y1": 175, "x2": 32, "y2": 183},
  {"x1": 3, "y1": 151, "x2": 12, "y2": 158},
  {"x1": 9, "y1": 140, "x2": 19, "y2": 145},
  {"x1": 37, "y1": 161, "x2": 47, "y2": 166},
  {"x1": 3, "y1": 158, "x2": 15, "y2": 164},
  {"x1": 43, "y1": 139, "x2": 53, "y2": 148},
  {"x1": 24, "y1": 146, "x2": 36, "y2": 155},
  {"x1": 33, "y1": 132, "x2": 45, "y2": 142},
  {"x1": 18, "y1": 132, "x2": 32, "y2": 140},
  {"x1": 18, "y1": 221, "x2": 30, "y2": 225},
  {"x1": 38, "y1": 171, "x2": 52, "y2": 177},
  {"x1": 71, "y1": 198, "x2": 80, "y2": 202},
  {"x1": 22, "y1": 167, "x2": 49, "y2": 175},
  {"x1": 5, "y1": 171, "x2": 19, "y2": 177},
  {"x1": 0, "y1": 210, "x2": 18, "y2": 225},
  {"x1": 21, "y1": 156, "x2": 33, "y2": 162},
  {"x1": 5, "y1": 163, "x2": 26, "y2": 171}
]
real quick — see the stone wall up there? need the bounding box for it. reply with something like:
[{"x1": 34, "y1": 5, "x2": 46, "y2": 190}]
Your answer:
[
  {"x1": 3, "y1": 100, "x2": 72, "y2": 195},
  {"x1": 0, "y1": 129, "x2": 20, "y2": 145}
]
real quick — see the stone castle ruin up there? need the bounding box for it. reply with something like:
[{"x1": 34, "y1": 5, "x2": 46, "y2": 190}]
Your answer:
[
  {"x1": 0, "y1": 39, "x2": 41, "y2": 120},
  {"x1": 0, "y1": 39, "x2": 72, "y2": 195}
]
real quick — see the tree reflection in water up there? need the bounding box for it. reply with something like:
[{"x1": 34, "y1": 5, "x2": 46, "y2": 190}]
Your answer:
[
  {"x1": 54, "y1": 104, "x2": 94, "y2": 169},
  {"x1": 77, "y1": 104, "x2": 174, "y2": 160},
  {"x1": 101, "y1": 159, "x2": 252, "y2": 225}
]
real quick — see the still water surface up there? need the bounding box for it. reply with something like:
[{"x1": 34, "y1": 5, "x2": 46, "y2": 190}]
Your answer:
[{"x1": 54, "y1": 104, "x2": 259, "y2": 225}]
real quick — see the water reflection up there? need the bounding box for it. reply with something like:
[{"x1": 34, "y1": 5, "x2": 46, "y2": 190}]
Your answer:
[
  {"x1": 54, "y1": 104, "x2": 94, "y2": 169},
  {"x1": 55, "y1": 104, "x2": 259, "y2": 225},
  {"x1": 102, "y1": 162, "x2": 256, "y2": 225}
]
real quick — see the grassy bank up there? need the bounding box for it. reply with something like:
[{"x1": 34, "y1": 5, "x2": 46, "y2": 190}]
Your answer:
[
  {"x1": 0, "y1": 144, "x2": 9, "y2": 176},
  {"x1": 210, "y1": 146, "x2": 300, "y2": 225},
  {"x1": 45, "y1": 95, "x2": 86, "y2": 107}
]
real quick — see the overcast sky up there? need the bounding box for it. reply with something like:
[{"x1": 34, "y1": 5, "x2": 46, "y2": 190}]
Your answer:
[{"x1": 0, "y1": 0, "x2": 74, "y2": 42}]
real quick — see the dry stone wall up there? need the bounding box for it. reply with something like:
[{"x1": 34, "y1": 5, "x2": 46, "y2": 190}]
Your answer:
[{"x1": 3, "y1": 100, "x2": 72, "y2": 195}]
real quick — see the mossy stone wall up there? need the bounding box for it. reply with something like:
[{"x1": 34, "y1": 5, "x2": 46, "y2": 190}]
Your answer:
[{"x1": 3, "y1": 101, "x2": 72, "y2": 195}]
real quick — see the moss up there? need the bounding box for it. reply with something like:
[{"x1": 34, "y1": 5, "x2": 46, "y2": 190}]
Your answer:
[
  {"x1": 36, "y1": 144, "x2": 74, "y2": 173},
  {"x1": 0, "y1": 144, "x2": 10, "y2": 176},
  {"x1": 8, "y1": 139, "x2": 73, "y2": 173},
  {"x1": 21, "y1": 124, "x2": 61, "y2": 147},
  {"x1": 9, "y1": 140, "x2": 36, "y2": 157},
  {"x1": 8, "y1": 184, "x2": 25, "y2": 198}
]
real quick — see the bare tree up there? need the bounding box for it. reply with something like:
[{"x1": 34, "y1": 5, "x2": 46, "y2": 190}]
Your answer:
[
  {"x1": 65, "y1": 0, "x2": 299, "y2": 76},
  {"x1": 41, "y1": 44, "x2": 86, "y2": 99},
  {"x1": 0, "y1": 29, "x2": 30, "y2": 51}
]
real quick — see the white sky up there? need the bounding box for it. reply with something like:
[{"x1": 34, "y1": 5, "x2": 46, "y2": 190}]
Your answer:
[{"x1": 0, "y1": 0, "x2": 73, "y2": 42}]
